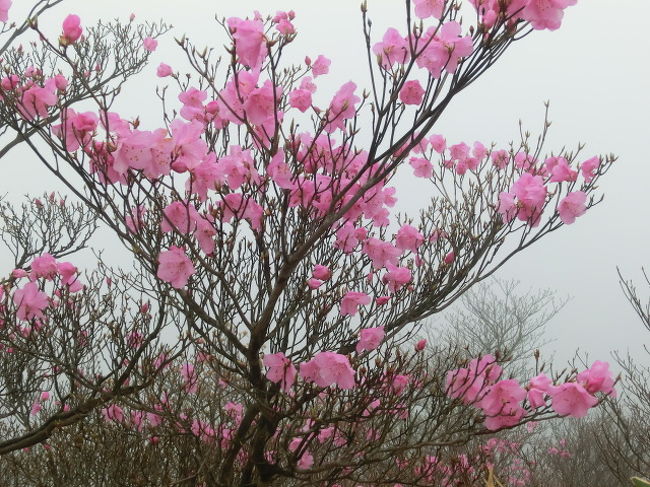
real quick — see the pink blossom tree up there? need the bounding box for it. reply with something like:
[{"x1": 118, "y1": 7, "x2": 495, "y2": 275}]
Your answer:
[{"x1": 0, "y1": 1, "x2": 618, "y2": 485}]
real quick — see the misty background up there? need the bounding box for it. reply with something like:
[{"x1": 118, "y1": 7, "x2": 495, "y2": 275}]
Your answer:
[{"x1": 1, "y1": 0, "x2": 648, "y2": 368}]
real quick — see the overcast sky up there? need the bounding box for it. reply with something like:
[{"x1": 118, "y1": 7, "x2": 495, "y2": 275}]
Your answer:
[{"x1": 1, "y1": 0, "x2": 649, "y2": 368}]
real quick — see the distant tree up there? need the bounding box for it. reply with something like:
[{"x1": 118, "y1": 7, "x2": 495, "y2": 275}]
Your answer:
[{"x1": 437, "y1": 278, "x2": 566, "y2": 376}]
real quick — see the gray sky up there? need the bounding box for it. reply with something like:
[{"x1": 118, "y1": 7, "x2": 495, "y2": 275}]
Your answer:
[{"x1": 2, "y1": 0, "x2": 649, "y2": 367}]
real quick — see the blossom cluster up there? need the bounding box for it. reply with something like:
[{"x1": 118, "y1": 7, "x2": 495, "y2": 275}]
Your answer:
[
  {"x1": 446, "y1": 355, "x2": 615, "y2": 430},
  {"x1": 263, "y1": 326, "x2": 386, "y2": 392},
  {"x1": 2, "y1": 251, "x2": 82, "y2": 332}
]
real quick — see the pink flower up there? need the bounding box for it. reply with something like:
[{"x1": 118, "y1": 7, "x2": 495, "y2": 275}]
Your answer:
[
  {"x1": 498, "y1": 191, "x2": 517, "y2": 222},
  {"x1": 515, "y1": 151, "x2": 537, "y2": 171},
  {"x1": 392, "y1": 374, "x2": 410, "y2": 394},
  {"x1": 557, "y1": 191, "x2": 587, "y2": 224},
  {"x1": 409, "y1": 157, "x2": 433, "y2": 178},
  {"x1": 178, "y1": 87, "x2": 207, "y2": 121},
  {"x1": 31, "y1": 253, "x2": 58, "y2": 280},
  {"x1": 413, "y1": 0, "x2": 445, "y2": 19},
  {"x1": 143, "y1": 37, "x2": 158, "y2": 52},
  {"x1": 545, "y1": 156, "x2": 577, "y2": 183},
  {"x1": 12, "y1": 268, "x2": 28, "y2": 278},
  {"x1": 491, "y1": 149, "x2": 509, "y2": 169},
  {"x1": 480, "y1": 379, "x2": 526, "y2": 415},
  {"x1": 263, "y1": 352, "x2": 297, "y2": 392},
  {"x1": 318, "y1": 426, "x2": 334, "y2": 443},
  {"x1": 101, "y1": 404, "x2": 124, "y2": 423},
  {"x1": 312, "y1": 265, "x2": 331, "y2": 281},
  {"x1": 31, "y1": 402, "x2": 42, "y2": 416},
  {"x1": 112, "y1": 128, "x2": 171, "y2": 179},
  {"x1": 13, "y1": 281, "x2": 49, "y2": 321},
  {"x1": 219, "y1": 193, "x2": 264, "y2": 231},
  {"x1": 551, "y1": 382, "x2": 597, "y2": 418},
  {"x1": 363, "y1": 238, "x2": 401, "y2": 269},
  {"x1": 224, "y1": 401, "x2": 243, "y2": 423},
  {"x1": 372, "y1": 28, "x2": 410, "y2": 69},
  {"x1": 267, "y1": 152, "x2": 295, "y2": 189},
  {"x1": 52, "y1": 109, "x2": 98, "y2": 151},
  {"x1": 473, "y1": 141, "x2": 487, "y2": 160},
  {"x1": 311, "y1": 55, "x2": 331, "y2": 77},
  {"x1": 334, "y1": 222, "x2": 367, "y2": 253},
  {"x1": 180, "y1": 362, "x2": 198, "y2": 394},
  {"x1": 382, "y1": 264, "x2": 411, "y2": 293},
  {"x1": 395, "y1": 224, "x2": 425, "y2": 253},
  {"x1": 126, "y1": 331, "x2": 143, "y2": 349},
  {"x1": 169, "y1": 119, "x2": 209, "y2": 172},
  {"x1": 416, "y1": 22, "x2": 473, "y2": 78},
  {"x1": 415, "y1": 339, "x2": 427, "y2": 351},
  {"x1": 467, "y1": 0, "x2": 525, "y2": 27},
  {"x1": 216, "y1": 145, "x2": 260, "y2": 189},
  {"x1": 299, "y1": 76, "x2": 317, "y2": 94},
  {"x1": 527, "y1": 373, "x2": 553, "y2": 408},
  {"x1": 19, "y1": 82, "x2": 58, "y2": 120},
  {"x1": 430, "y1": 134, "x2": 446, "y2": 153},
  {"x1": 157, "y1": 63, "x2": 173, "y2": 77},
  {"x1": 298, "y1": 452, "x2": 314, "y2": 470},
  {"x1": 0, "y1": 0, "x2": 12, "y2": 23},
  {"x1": 227, "y1": 17, "x2": 267, "y2": 68},
  {"x1": 521, "y1": 0, "x2": 577, "y2": 31},
  {"x1": 479, "y1": 379, "x2": 527, "y2": 431},
  {"x1": 300, "y1": 352, "x2": 356, "y2": 389},
  {"x1": 1, "y1": 74, "x2": 19, "y2": 91},
  {"x1": 577, "y1": 361, "x2": 616, "y2": 396},
  {"x1": 57, "y1": 262, "x2": 82, "y2": 292},
  {"x1": 580, "y1": 156, "x2": 600, "y2": 182},
  {"x1": 500, "y1": 172, "x2": 547, "y2": 226},
  {"x1": 215, "y1": 70, "x2": 259, "y2": 125},
  {"x1": 289, "y1": 88, "x2": 312, "y2": 112},
  {"x1": 194, "y1": 216, "x2": 217, "y2": 255},
  {"x1": 446, "y1": 355, "x2": 502, "y2": 404},
  {"x1": 325, "y1": 81, "x2": 360, "y2": 132},
  {"x1": 157, "y1": 247, "x2": 195, "y2": 289},
  {"x1": 306, "y1": 278, "x2": 323, "y2": 289},
  {"x1": 450, "y1": 142, "x2": 470, "y2": 161},
  {"x1": 400, "y1": 80, "x2": 425, "y2": 105},
  {"x1": 362, "y1": 399, "x2": 381, "y2": 418},
  {"x1": 61, "y1": 14, "x2": 83, "y2": 44},
  {"x1": 272, "y1": 11, "x2": 295, "y2": 35},
  {"x1": 340, "y1": 291, "x2": 371, "y2": 316},
  {"x1": 161, "y1": 201, "x2": 200, "y2": 234},
  {"x1": 513, "y1": 173, "x2": 547, "y2": 212},
  {"x1": 289, "y1": 438, "x2": 314, "y2": 469},
  {"x1": 244, "y1": 80, "x2": 279, "y2": 125},
  {"x1": 356, "y1": 326, "x2": 385, "y2": 353},
  {"x1": 55, "y1": 74, "x2": 70, "y2": 90}
]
